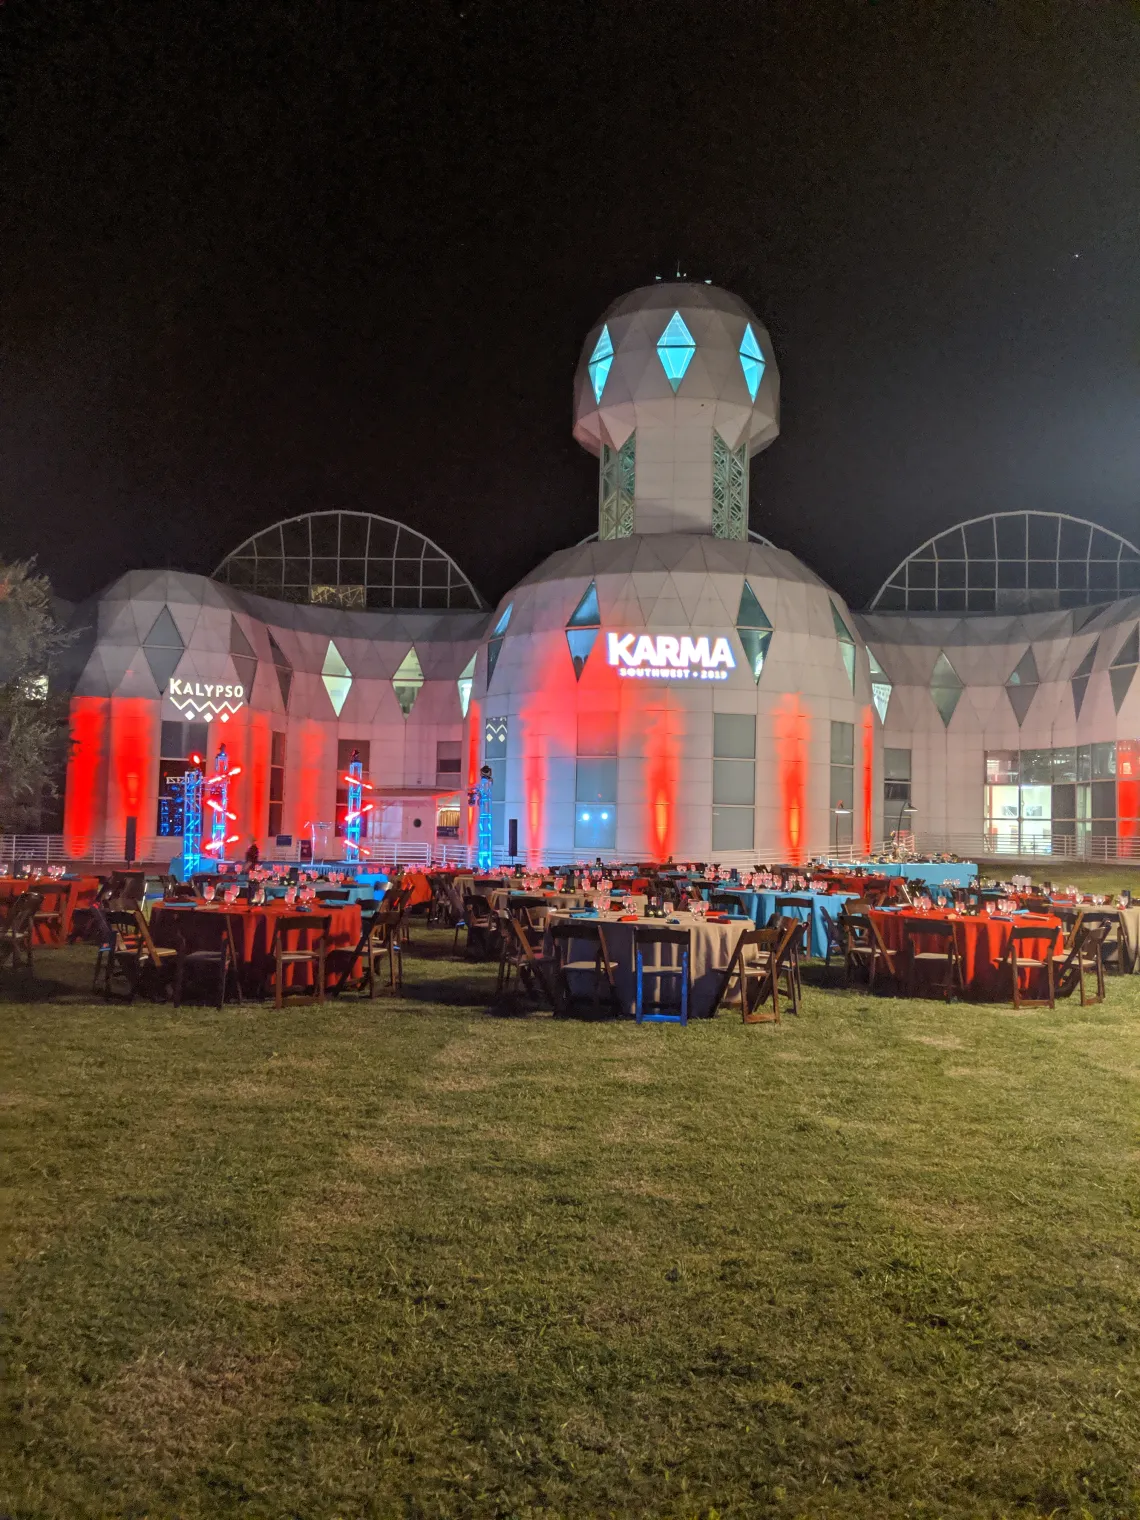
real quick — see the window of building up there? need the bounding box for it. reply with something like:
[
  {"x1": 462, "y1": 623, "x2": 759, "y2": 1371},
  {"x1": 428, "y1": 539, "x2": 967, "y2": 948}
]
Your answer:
[
  {"x1": 829, "y1": 721, "x2": 855, "y2": 850},
  {"x1": 983, "y1": 742, "x2": 1132, "y2": 854},
  {"x1": 712, "y1": 712, "x2": 755, "y2": 852},
  {"x1": 575, "y1": 710, "x2": 618, "y2": 850},
  {"x1": 883, "y1": 747, "x2": 912, "y2": 837},
  {"x1": 599, "y1": 434, "x2": 636, "y2": 540},
  {"x1": 436, "y1": 740, "x2": 462, "y2": 788},
  {"x1": 268, "y1": 731, "x2": 286, "y2": 838},
  {"x1": 156, "y1": 720, "x2": 208, "y2": 835},
  {"x1": 334, "y1": 739, "x2": 370, "y2": 837},
  {"x1": 712, "y1": 432, "x2": 748, "y2": 540}
]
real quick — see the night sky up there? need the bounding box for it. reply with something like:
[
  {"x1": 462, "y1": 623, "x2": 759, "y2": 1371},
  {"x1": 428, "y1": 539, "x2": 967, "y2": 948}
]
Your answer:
[{"x1": 2, "y1": 0, "x2": 1138, "y2": 612}]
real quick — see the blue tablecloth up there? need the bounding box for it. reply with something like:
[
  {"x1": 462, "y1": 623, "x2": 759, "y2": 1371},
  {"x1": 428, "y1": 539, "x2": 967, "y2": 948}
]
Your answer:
[
  {"x1": 890, "y1": 862, "x2": 976, "y2": 887},
  {"x1": 705, "y1": 888, "x2": 856, "y2": 957}
]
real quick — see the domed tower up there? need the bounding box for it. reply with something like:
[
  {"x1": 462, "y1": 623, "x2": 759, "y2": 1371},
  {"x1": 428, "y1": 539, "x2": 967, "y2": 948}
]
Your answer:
[{"x1": 573, "y1": 282, "x2": 780, "y2": 539}]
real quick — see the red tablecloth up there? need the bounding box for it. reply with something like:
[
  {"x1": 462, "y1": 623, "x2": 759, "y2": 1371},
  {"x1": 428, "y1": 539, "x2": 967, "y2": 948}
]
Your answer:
[
  {"x1": 151, "y1": 902, "x2": 362, "y2": 990},
  {"x1": 0, "y1": 877, "x2": 101, "y2": 943},
  {"x1": 869, "y1": 909, "x2": 1062, "y2": 1001}
]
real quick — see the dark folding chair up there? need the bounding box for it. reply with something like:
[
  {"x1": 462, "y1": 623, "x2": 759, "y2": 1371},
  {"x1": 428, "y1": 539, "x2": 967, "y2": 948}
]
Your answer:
[
  {"x1": 31, "y1": 883, "x2": 70, "y2": 943},
  {"x1": 710, "y1": 922, "x2": 799, "y2": 1023},
  {"x1": 335, "y1": 909, "x2": 403, "y2": 996},
  {"x1": 173, "y1": 912, "x2": 242, "y2": 1008},
  {"x1": 548, "y1": 919, "x2": 621, "y2": 1016},
  {"x1": 1053, "y1": 918, "x2": 1110, "y2": 1007},
  {"x1": 496, "y1": 911, "x2": 558, "y2": 1007},
  {"x1": 267, "y1": 914, "x2": 331, "y2": 1008},
  {"x1": 902, "y1": 917, "x2": 963, "y2": 1001},
  {"x1": 461, "y1": 893, "x2": 495, "y2": 958},
  {"x1": 1002, "y1": 922, "x2": 1060, "y2": 1009},
  {"x1": 0, "y1": 892, "x2": 43, "y2": 973}
]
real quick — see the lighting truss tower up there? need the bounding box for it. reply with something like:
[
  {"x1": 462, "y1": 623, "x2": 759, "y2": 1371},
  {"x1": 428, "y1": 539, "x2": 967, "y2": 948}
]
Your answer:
[
  {"x1": 341, "y1": 749, "x2": 373, "y2": 860},
  {"x1": 201, "y1": 744, "x2": 241, "y2": 863}
]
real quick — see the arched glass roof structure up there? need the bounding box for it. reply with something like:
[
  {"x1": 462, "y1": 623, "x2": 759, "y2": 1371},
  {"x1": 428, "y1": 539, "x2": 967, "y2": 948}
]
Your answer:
[
  {"x1": 575, "y1": 528, "x2": 775, "y2": 547},
  {"x1": 213, "y1": 511, "x2": 485, "y2": 611},
  {"x1": 869, "y1": 511, "x2": 1140, "y2": 614}
]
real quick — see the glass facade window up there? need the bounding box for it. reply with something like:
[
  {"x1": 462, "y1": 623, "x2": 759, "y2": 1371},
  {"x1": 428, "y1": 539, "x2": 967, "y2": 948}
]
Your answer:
[
  {"x1": 984, "y1": 742, "x2": 1134, "y2": 854},
  {"x1": 830, "y1": 720, "x2": 855, "y2": 849},
  {"x1": 712, "y1": 433, "x2": 748, "y2": 540},
  {"x1": 713, "y1": 713, "x2": 756, "y2": 851},
  {"x1": 268, "y1": 731, "x2": 286, "y2": 839},
  {"x1": 485, "y1": 716, "x2": 508, "y2": 847},
  {"x1": 656, "y1": 310, "x2": 696, "y2": 392},
  {"x1": 334, "y1": 740, "x2": 370, "y2": 838},
  {"x1": 599, "y1": 435, "x2": 636, "y2": 540},
  {"x1": 436, "y1": 740, "x2": 462, "y2": 787},
  {"x1": 565, "y1": 581, "x2": 601, "y2": 679},
  {"x1": 587, "y1": 324, "x2": 614, "y2": 403},
  {"x1": 575, "y1": 710, "x2": 618, "y2": 850},
  {"x1": 883, "y1": 747, "x2": 912, "y2": 835},
  {"x1": 739, "y1": 323, "x2": 766, "y2": 401},
  {"x1": 156, "y1": 721, "x2": 208, "y2": 835}
]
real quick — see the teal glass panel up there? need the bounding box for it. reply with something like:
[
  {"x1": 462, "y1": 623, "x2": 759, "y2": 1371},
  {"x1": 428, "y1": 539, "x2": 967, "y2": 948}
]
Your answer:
[
  {"x1": 486, "y1": 637, "x2": 504, "y2": 687},
  {"x1": 656, "y1": 311, "x2": 696, "y2": 392},
  {"x1": 736, "y1": 580, "x2": 772, "y2": 630},
  {"x1": 567, "y1": 581, "x2": 600, "y2": 628},
  {"x1": 739, "y1": 323, "x2": 766, "y2": 401},
  {"x1": 588, "y1": 325, "x2": 614, "y2": 404},
  {"x1": 737, "y1": 628, "x2": 772, "y2": 684},
  {"x1": 492, "y1": 602, "x2": 512, "y2": 636},
  {"x1": 565, "y1": 627, "x2": 598, "y2": 680}
]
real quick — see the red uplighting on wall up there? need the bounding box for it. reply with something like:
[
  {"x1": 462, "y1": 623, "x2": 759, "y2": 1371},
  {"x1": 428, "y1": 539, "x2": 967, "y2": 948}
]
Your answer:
[
  {"x1": 774, "y1": 694, "x2": 810, "y2": 865},
  {"x1": 1118, "y1": 740, "x2": 1139, "y2": 843},
  {"x1": 644, "y1": 708, "x2": 679, "y2": 861},
  {"x1": 465, "y1": 697, "x2": 481, "y2": 850},
  {"x1": 862, "y1": 705, "x2": 874, "y2": 854},
  {"x1": 64, "y1": 697, "x2": 110, "y2": 856},
  {"x1": 110, "y1": 697, "x2": 156, "y2": 841}
]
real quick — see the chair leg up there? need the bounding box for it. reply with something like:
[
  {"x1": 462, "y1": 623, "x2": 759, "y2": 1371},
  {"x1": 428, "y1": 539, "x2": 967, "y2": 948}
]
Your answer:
[{"x1": 275, "y1": 953, "x2": 284, "y2": 1009}]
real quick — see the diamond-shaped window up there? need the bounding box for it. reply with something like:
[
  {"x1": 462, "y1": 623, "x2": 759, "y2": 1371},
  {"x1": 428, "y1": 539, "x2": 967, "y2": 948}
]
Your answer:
[
  {"x1": 457, "y1": 652, "x2": 476, "y2": 718},
  {"x1": 1004, "y1": 647, "x2": 1039, "y2": 726},
  {"x1": 930, "y1": 651, "x2": 964, "y2": 727},
  {"x1": 656, "y1": 311, "x2": 696, "y2": 392},
  {"x1": 142, "y1": 606, "x2": 185, "y2": 691},
  {"x1": 267, "y1": 631, "x2": 293, "y2": 709},
  {"x1": 831, "y1": 602, "x2": 856, "y2": 692},
  {"x1": 588, "y1": 325, "x2": 614, "y2": 404},
  {"x1": 321, "y1": 639, "x2": 352, "y2": 717},
  {"x1": 867, "y1": 647, "x2": 893, "y2": 723},
  {"x1": 486, "y1": 602, "x2": 513, "y2": 688},
  {"x1": 739, "y1": 323, "x2": 766, "y2": 402},
  {"x1": 1071, "y1": 638, "x2": 1098, "y2": 719},
  {"x1": 565, "y1": 581, "x2": 601, "y2": 680},
  {"x1": 229, "y1": 616, "x2": 258, "y2": 698},
  {"x1": 736, "y1": 581, "x2": 773, "y2": 684},
  {"x1": 392, "y1": 646, "x2": 424, "y2": 718},
  {"x1": 1109, "y1": 625, "x2": 1139, "y2": 714}
]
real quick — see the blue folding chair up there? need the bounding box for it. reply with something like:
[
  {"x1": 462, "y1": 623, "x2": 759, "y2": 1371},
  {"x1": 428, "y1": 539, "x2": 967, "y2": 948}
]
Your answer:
[{"x1": 634, "y1": 924, "x2": 690, "y2": 1025}]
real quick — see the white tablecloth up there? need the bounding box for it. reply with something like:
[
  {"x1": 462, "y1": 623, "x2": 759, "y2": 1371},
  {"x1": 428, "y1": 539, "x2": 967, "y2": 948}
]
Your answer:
[{"x1": 546, "y1": 911, "x2": 755, "y2": 1018}]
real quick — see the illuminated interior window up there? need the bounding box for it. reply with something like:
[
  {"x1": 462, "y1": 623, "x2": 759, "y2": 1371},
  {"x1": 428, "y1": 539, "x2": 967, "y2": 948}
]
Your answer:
[
  {"x1": 457, "y1": 652, "x2": 476, "y2": 718},
  {"x1": 565, "y1": 581, "x2": 601, "y2": 679},
  {"x1": 656, "y1": 310, "x2": 696, "y2": 392},
  {"x1": 1071, "y1": 639, "x2": 1098, "y2": 719},
  {"x1": 587, "y1": 325, "x2": 614, "y2": 403},
  {"x1": 739, "y1": 323, "x2": 766, "y2": 401},
  {"x1": 867, "y1": 648, "x2": 893, "y2": 724},
  {"x1": 929, "y1": 651, "x2": 964, "y2": 727},
  {"x1": 831, "y1": 602, "x2": 856, "y2": 692},
  {"x1": 712, "y1": 433, "x2": 748, "y2": 540},
  {"x1": 1005, "y1": 647, "x2": 1039, "y2": 726},
  {"x1": 735, "y1": 581, "x2": 772, "y2": 684},
  {"x1": 321, "y1": 639, "x2": 352, "y2": 717},
  {"x1": 391, "y1": 646, "x2": 425, "y2": 718},
  {"x1": 599, "y1": 433, "x2": 636, "y2": 539}
]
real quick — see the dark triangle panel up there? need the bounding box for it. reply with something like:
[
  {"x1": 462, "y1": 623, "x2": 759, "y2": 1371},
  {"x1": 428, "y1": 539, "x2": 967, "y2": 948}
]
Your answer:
[{"x1": 1110, "y1": 663, "x2": 1136, "y2": 714}]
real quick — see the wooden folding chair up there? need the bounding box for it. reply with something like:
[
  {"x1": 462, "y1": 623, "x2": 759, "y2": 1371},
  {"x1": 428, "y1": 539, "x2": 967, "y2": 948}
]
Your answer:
[
  {"x1": 335, "y1": 909, "x2": 403, "y2": 996},
  {"x1": 1053, "y1": 918, "x2": 1109, "y2": 1007},
  {"x1": 902, "y1": 917, "x2": 964, "y2": 1001},
  {"x1": 548, "y1": 919, "x2": 621, "y2": 1016},
  {"x1": 267, "y1": 914, "x2": 331, "y2": 1008},
  {"x1": 843, "y1": 911, "x2": 898, "y2": 991},
  {"x1": 1003, "y1": 922, "x2": 1060, "y2": 1009},
  {"x1": 172, "y1": 912, "x2": 242, "y2": 1008},
  {"x1": 496, "y1": 912, "x2": 558, "y2": 1007},
  {"x1": 710, "y1": 923, "x2": 798, "y2": 1023},
  {"x1": 0, "y1": 892, "x2": 43, "y2": 973}
]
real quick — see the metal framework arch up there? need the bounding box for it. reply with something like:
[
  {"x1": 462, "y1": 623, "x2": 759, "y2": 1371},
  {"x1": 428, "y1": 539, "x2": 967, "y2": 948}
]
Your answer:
[
  {"x1": 869, "y1": 510, "x2": 1140, "y2": 614},
  {"x1": 213, "y1": 510, "x2": 485, "y2": 611},
  {"x1": 574, "y1": 528, "x2": 775, "y2": 547}
]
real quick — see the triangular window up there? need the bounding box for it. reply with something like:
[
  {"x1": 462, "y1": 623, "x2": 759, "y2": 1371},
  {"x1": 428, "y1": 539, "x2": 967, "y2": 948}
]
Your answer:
[
  {"x1": 457, "y1": 652, "x2": 476, "y2": 718},
  {"x1": 321, "y1": 639, "x2": 352, "y2": 717},
  {"x1": 739, "y1": 323, "x2": 766, "y2": 401},
  {"x1": 229, "y1": 616, "x2": 258, "y2": 697},
  {"x1": 736, "y1": 581, "x2": 773, "y2": 684},
  {"x1": 142, "y1": 606, "x2": 184, "y2": 690},
  {"x1": 656, "y1": 311, "x2": 696, "y2": 392},
  {"x1": 587, "y1": 325, "x2": 614, "y2": 404},
  {"x1": 486, "y1": 602, "x2": 513, "y2": 687},
  {"x1": 267, "y1": 631, "x2": 293, "y2": 709},
  {"x1": 1004, "y1": 647, "x2": 1039, "y2": 727},
  {"x1": 831, "y1": 602, "x2": 856, "y2": 692},
  {"x1": 930, "y1": 651, "x2": 964, "y2": 727},
  {"x1": 1109, "y1": 625, "x2": 1139, "y2": 714},
  {"x1": 392, "y1": 646, "x2": 425, "y2": 718},
  {"x1": 565, "y1": 582, "x2": 600, "y2": 680},
  {"x1": 867, "y1": 648, "x2": 893, "y2": 724}
]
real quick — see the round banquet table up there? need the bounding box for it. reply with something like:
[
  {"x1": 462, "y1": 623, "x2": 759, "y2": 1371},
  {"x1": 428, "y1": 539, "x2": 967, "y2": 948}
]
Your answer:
[
  {"x1": 705, "y1": 889, "x2": 855, "y2": 958},
  {"x1": 545, "y1": 910, "x2": 755, "y2": 1019},
  {"x1": 0, "y1": 876, "x2": 101, "y2": 943},
  {"x1": 151, "y1": 902, "x2": 362, "y2": 992},
  {"x1": 868, "y1": 908, "x2": 1062, "y2": 1001}
]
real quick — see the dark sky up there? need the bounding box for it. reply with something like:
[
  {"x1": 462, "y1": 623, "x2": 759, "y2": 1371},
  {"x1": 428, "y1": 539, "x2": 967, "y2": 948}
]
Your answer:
[{"x1": 2, "y1": 0, "x2": 1138, "y2": 610}]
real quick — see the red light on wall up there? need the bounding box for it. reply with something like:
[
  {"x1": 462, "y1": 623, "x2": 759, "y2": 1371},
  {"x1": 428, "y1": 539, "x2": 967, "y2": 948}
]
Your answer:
[
  {"x1": 64, "y1": 697, "x2": 110, "y2": 857},
  {"x1": 1118, "y1": 740, "x2": 1139, "y2": 842},
  {"x1": 644, "y1": 708, "x2": 679, "y2": 862},
  {"x1": 774, "y1": 695, "x2": 810, "y2": 865}
]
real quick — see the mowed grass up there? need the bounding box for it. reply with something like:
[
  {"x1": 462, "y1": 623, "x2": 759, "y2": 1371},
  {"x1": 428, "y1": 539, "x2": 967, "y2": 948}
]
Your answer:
[{"x1": 2, "y1": 923, "x2": 1139, "y2": 1519}]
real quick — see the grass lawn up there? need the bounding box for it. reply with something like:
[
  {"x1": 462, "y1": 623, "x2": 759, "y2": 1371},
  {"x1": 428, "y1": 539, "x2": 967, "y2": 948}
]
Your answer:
[{"x1": 2, "y1": 918, "x2": 1139, "y2": 1519}]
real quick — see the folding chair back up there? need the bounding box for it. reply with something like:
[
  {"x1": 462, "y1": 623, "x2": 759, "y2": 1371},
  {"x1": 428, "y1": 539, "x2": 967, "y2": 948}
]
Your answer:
[
  {"x1": 902, "y1": 916, "x2": 963, "y2": 1000},
  {"x1": 269, "y1": 914, "x2": 332, "y2": 1007},
  {"x1": 1004, "y1": 922, "x2": 1060, "y2": 1009},
  {"x1": 548, "y1": 918, "x2": 620, "y2": 1016},
  {"x1": 1054, "y1": 918, "x2": 1110, "y2": 1007},
  {"x1": 633, "y1": 924, "x2": 690, "y2": 1025}
]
